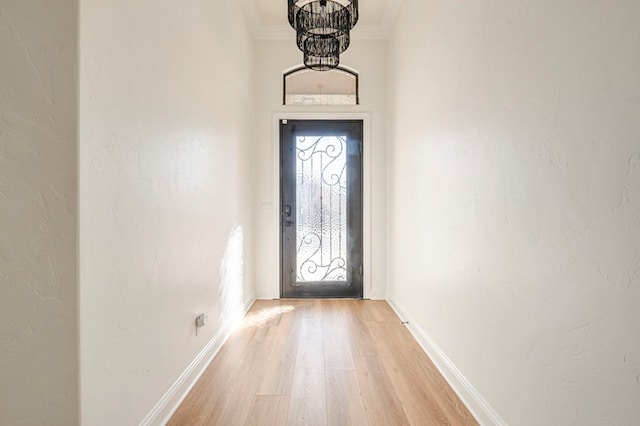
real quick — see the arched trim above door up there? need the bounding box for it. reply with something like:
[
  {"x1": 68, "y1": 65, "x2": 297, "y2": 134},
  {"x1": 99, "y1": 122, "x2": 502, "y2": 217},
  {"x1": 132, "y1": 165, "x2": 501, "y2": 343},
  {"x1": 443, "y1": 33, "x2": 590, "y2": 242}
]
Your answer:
[{"x1": 283, "y1": 65, "x2": 359, "y2": 106}]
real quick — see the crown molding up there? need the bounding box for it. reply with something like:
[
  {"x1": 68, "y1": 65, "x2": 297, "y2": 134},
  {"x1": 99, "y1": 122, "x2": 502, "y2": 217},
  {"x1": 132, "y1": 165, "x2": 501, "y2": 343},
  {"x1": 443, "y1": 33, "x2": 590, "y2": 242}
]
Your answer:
[{"x1": 241, "y1": 0, "x2": 403, "y2": 40}]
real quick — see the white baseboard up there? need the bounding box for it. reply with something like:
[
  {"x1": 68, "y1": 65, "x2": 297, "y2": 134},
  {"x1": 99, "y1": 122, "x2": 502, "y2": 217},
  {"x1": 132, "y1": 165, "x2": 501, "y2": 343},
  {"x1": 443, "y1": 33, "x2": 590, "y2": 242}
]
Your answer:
[
  {"x1": 367, "y1": 289, "x2": 387, "y2": 300},
  {"x1": 386, "y1": 297, "x2": 506, "y2": 426},
  {"x1": 255, "y1": 290, "x2": 278, "y2": 300},
  {"x1": 243, "y1": 293, "x2": 257, "y2": 312},
  {"x1": 140, "y1": 295, "x2": 256, "y2": 426}
]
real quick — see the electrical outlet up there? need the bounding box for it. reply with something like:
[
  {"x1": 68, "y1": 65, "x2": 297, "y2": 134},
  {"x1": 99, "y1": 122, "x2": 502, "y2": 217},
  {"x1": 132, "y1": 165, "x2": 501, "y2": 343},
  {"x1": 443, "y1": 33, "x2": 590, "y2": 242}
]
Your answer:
[
  {"x1": 195, "y1": 313, "x2": 207, "y2": 327},
  {"x1": 195, "y1": 313, "x2": 207, "y2": 336}
]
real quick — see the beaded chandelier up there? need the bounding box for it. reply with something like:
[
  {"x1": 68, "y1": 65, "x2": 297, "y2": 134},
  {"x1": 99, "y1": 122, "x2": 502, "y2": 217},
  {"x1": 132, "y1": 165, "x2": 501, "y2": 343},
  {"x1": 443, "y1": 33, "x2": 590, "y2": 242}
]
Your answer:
[{"x1": 288, "y1": 0, "x2": 359, "y2": 71}]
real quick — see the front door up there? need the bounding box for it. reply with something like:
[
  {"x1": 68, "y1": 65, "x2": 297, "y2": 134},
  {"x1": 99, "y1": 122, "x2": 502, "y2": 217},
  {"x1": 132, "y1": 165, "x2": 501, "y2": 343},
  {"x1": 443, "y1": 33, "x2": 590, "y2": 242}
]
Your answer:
[{"x1": 280, "y1": 120, "x2": 363, "y2": 298}]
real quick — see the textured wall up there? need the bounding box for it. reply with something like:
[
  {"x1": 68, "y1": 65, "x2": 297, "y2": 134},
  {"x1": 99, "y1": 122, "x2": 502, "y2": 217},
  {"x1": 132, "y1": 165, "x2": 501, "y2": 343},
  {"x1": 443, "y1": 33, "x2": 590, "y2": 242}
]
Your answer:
[
  {"x1": 387, "y1": 0, "x2": 640, "y2": 424},
  {"x1": 253, "y1": 39, "x2": 388, "y2": 299},
  {"x1": 0, "y1": 0, "x2": 79, "y2": 424},
  {"x1": 79, "y1": 0, "x2": 254, "y2": 423}
]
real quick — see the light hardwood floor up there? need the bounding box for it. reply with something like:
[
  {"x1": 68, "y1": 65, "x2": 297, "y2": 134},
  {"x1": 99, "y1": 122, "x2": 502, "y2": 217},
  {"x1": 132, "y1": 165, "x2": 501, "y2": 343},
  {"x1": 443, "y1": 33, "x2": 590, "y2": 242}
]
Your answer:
[{"x1": 168, "y1": 300, "x2": 478, "y2": 426}]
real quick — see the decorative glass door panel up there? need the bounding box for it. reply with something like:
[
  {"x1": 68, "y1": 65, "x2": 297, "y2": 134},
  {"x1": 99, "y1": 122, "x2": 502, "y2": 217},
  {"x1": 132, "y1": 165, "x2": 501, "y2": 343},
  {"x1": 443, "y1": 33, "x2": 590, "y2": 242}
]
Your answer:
[
  {"x1": 296, "y1": 135, "x2": 347, "y2": 283},
  {"x1": 281, "y1": 120, "x2": 363, "y2": 298}
]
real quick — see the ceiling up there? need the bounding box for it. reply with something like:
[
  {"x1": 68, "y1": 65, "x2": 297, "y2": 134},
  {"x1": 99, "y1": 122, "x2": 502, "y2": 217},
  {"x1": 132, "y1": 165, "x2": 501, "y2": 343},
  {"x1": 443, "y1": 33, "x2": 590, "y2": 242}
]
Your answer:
[{"x1": 241, "y1": 0, "x2": 403, "y2": 39}]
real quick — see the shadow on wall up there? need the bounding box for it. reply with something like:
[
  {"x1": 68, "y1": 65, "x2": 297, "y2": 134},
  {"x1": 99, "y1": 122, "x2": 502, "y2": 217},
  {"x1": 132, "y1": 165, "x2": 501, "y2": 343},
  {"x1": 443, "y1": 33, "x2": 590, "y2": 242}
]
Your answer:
[{"x1": 218, "y1": 224, "x2": 245, "y2": 331}]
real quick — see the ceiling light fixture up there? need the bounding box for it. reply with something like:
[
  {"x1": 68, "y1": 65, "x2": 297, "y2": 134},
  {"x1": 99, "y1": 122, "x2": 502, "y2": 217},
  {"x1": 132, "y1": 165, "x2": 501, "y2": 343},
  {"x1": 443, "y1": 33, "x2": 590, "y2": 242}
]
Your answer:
[{"x1": 288, "y1": 0, "x2": 359, "y2": 71}]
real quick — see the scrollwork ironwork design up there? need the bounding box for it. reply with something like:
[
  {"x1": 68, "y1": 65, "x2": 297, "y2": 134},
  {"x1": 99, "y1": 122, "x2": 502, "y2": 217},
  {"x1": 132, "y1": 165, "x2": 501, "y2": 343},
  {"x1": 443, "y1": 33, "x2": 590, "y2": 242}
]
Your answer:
[
  {"x1": 295, "y1": 135, "x2": 348, "y2": 283},
  {"x1": 296, "y1": 232, "x2": 346, "y2": 281},
  {"x1": 296, "y1": 136, "x2": 346, "y2": 188}
]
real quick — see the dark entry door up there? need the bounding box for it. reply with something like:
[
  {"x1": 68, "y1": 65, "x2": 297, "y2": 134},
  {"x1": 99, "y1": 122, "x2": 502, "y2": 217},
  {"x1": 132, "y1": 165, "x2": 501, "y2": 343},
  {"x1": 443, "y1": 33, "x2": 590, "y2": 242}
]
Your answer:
[{"x1": 280, "y1": 120, "x2": 363, "y2": 298}]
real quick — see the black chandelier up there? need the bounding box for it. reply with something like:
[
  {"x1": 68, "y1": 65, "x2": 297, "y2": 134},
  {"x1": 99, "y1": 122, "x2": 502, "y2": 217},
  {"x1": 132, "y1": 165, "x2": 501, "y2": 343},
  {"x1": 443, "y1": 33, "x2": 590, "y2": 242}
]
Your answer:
[{"x1": 288, "y1": 0, "x2": 359, "y2": 71}]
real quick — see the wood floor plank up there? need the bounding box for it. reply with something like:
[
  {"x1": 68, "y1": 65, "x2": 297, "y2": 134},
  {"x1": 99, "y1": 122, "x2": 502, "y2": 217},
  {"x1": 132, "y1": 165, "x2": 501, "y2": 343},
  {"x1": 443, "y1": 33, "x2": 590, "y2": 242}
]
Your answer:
[
  {"x1": 354, "y1": 355, "x2": 410, "y2": 426},
  {"x1": 366, "y1": 321, "x2": 452, "y2": 425},
  {"x1": 168, "y1": 300, "x2": 479, "y2": 426},
  {"x1": 244, "y1": 396, "x2": 289, "y2": 426},
  {"x1": 343, "y1": 314, "x2": 379, "y2": 358},
  {"x1": 168, "y1": 329, "x2": 256, "y2": 425},
  {"x1": 203, "y1": 347, "x2": 265, "y2": 425},
  {"x1": 287, "y1": 318, "x2": 326, "y2": 426},
  {"x1": 324, "y1": 303, "x2": 355, "y2": 371},
  {"x1": 301, "y1": 298, "x2": 324, "y2": 320},
  {"x1": 169, "y1": 301, "x2": 281, "y2": 425},
  {"x1": 256, "y1": 303, "x2": 300, "y2": 396},
  {"x1": 326, "y1": 370, "x2": 369, "y2": 426},
  {"x1": 325, "y1": 326, "x2": 355, "y2": 371},
  {"x1": 367, "y1": 300, "x2": 398, "y2": 321},
  {"x1": 370, "y1": 320, "x2": 478, "y2": 425}
]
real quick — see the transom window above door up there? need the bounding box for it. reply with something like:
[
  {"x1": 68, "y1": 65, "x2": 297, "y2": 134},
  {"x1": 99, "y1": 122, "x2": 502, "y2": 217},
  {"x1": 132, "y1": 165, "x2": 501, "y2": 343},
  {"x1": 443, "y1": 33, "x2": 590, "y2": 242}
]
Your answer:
[{"x1": 283, "y1": 65, "x2": 359, "y2": 106}]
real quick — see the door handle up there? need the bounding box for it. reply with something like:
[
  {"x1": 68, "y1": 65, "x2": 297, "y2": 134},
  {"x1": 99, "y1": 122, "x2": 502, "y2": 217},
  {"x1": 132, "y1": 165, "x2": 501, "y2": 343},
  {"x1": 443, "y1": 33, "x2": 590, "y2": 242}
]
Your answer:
[{"x1": 282, "y1": 204, "x2": 294, "y2": 226}]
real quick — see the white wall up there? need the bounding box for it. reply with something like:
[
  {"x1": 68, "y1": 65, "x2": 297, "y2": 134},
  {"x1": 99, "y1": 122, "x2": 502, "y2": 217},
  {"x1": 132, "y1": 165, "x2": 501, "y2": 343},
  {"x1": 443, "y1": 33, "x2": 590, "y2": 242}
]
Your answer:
[
  {"x1": 0, "y1": 1, "x2": 79, "y2": 424},
  {"x1": 253, "y1": 39, "x2": 388, "y2": 299},
  {"x1": 387, "y1": 0, "x2": 640, "y2": 424},
  {"x1": 79, "y1": 0, "x2": 255, "y2": 423}
]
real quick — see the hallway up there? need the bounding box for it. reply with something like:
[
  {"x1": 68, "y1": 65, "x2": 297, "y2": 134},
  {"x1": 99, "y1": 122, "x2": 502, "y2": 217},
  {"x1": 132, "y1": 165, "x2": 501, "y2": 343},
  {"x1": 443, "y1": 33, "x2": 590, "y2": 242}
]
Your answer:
[
  {"x1": 169, "y1": 300, "x2": 477, "y2": 425},
  {"x1": 3, "y1": 1, "x2": 640, "y2": 424}
]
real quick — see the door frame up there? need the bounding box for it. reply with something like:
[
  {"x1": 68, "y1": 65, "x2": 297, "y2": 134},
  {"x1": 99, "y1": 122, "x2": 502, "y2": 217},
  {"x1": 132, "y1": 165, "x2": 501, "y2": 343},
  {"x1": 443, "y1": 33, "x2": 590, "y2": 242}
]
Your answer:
[
  {"x1": 272, "y1": 112, "x2": 372, "y2": 299},
  {"x1": 280, "y1": 119, "x2": 364, "y2": 298}
]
